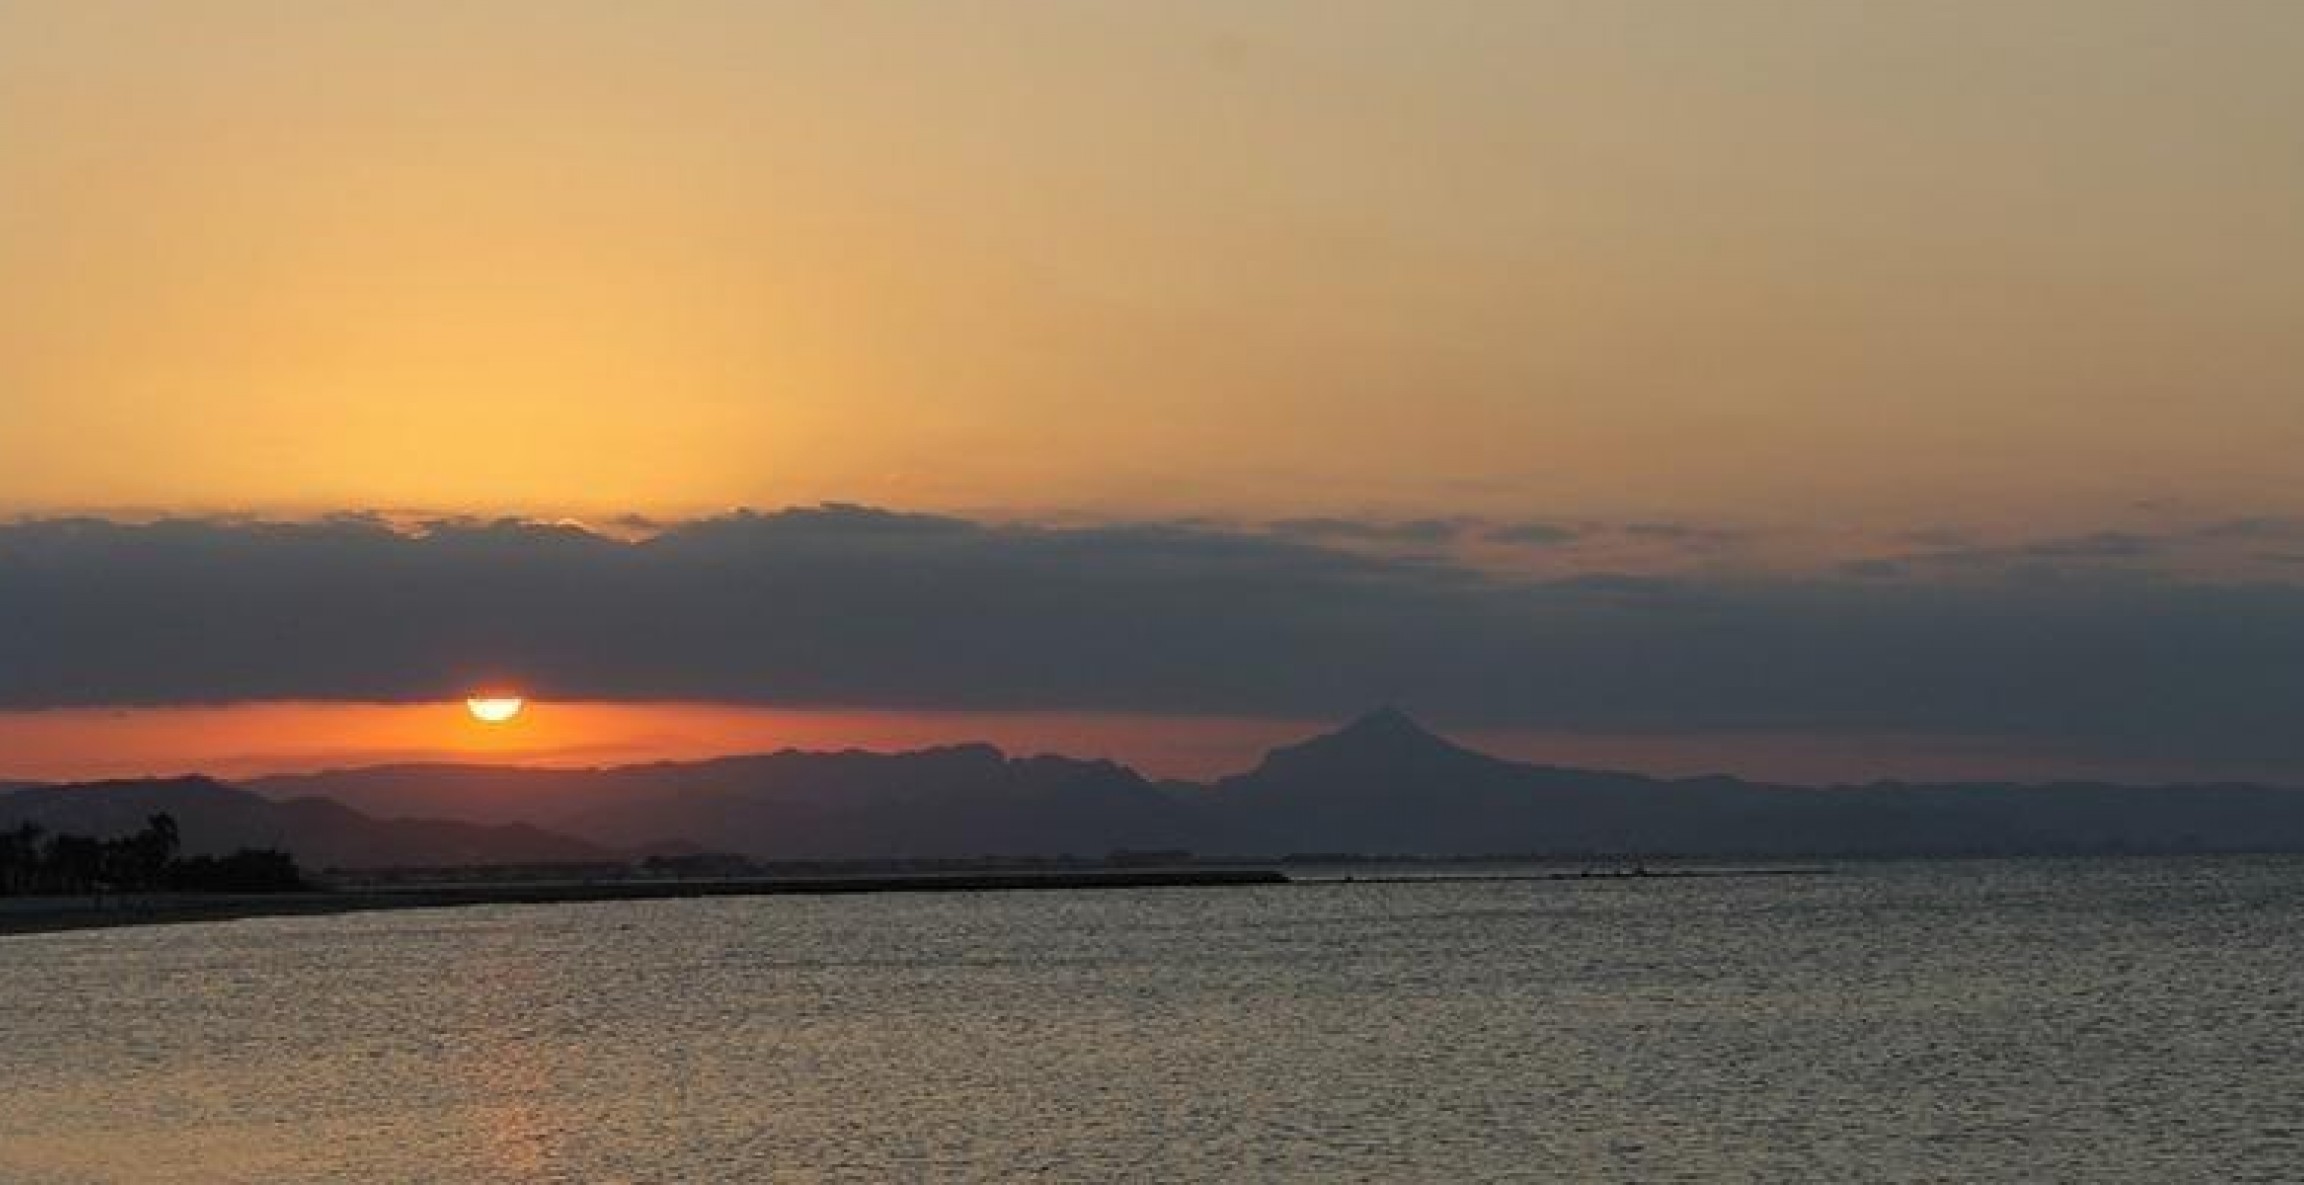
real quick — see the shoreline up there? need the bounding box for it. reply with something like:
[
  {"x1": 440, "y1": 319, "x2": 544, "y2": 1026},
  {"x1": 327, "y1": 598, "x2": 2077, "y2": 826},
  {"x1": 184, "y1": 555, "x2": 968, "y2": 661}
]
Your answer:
[
  {"x1": 0, "y1": 868, "x2": 1290, "y2": 938},
  {"x1": 0, "y1": 864, "x2": 1850, "y2": 938},
  {"x1": 1292, "y1": 867, "x2": 1834, "y2": 884}
]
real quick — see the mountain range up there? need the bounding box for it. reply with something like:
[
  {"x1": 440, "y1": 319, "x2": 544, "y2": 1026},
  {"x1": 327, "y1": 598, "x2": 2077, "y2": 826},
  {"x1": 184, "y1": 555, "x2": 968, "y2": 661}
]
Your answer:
[
  {"x1": 8, "y1": 709, "x2": 2304, "y2": 868},
  {"x1": 0, "y1": 776, "x2": 608, "y2": 869}
]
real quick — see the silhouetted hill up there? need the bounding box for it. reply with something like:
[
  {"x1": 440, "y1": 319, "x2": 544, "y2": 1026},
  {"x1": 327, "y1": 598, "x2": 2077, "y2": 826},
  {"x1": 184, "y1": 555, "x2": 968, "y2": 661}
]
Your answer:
[
  {"x1": 225, "y1": 712, "x2": 2304, "y2": 859},
  {"x1": 575, "y1": 747, "x2": 1201, "y2": 859},
  {"x1": 1211, "y1": 711, "x2": 2304, "y2": 856},
  {"x1": 256, "y1": 746, "x2": 1205, "y2": 860},
  {"x1": 247, "y1": 763, "x2": 624, "y2": 827},
  {"x1": 0, "y1": 776, "x2": 610, "y2": 870},
  {"x1": 1210, "y1": 708, "x2": 1764, "y2": 853}
]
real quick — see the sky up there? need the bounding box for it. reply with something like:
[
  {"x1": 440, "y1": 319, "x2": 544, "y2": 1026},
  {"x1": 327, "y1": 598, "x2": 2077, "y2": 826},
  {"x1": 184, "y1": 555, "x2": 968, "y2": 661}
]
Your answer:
[{"x1": 2, "y1": 1, "x2": 2301, "y2": 783}]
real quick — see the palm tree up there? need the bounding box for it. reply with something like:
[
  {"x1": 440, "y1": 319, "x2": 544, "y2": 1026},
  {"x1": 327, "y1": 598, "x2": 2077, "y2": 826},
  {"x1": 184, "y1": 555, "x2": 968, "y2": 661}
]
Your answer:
[{"x1": 137, "y1": 813, "x2": 181, "y2": 888}]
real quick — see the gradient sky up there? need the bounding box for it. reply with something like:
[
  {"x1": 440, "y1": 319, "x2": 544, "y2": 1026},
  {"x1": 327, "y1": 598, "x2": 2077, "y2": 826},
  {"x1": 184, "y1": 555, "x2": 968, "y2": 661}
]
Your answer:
[
  {"x1": 2, "y1": 2, "x2": 2302, "y2": 782},
  {"x1": 7, "y1": 0, "x2": 2301, "y2": 523}
]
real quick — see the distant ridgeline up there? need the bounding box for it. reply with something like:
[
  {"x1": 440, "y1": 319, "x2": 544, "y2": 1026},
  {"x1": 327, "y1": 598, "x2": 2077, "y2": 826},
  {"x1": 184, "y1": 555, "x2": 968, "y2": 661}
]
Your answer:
[
  {"x1": 8, "y1": 712, "x2": 2304, "y2": 871},
  {"x1": 0, "y1": 813, "x2": 304, "y2": 896}
]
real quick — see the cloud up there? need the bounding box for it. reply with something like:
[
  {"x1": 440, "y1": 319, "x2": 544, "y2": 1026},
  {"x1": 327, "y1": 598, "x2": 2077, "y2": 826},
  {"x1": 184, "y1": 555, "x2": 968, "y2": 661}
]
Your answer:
[
  {"x1": 1480, "y1": 520, "x2": 1583, "y2": 546},
  {"x1": 1265, "y1": 514, "x2": 1595, "y2": 559},
  {"x1": 1259, "y1": 514, "x2": 1725, "y2": 558},
  {"x1": 3, "y1": 506, "x2": 2304, "y2": 773},
  {"x1": 1618, "y1": 521, "x2": 1743, "y2": 546},
  {"x1": 1837, "y1": 558, "x2": 1909, "y2": 579},
  {"x1": 1265, "y1": 516, "x2": 1474, "y2": 545},
  {"x1": 1872, "y1": 519, "x2": 2304, "y2": 580},
  {"x1": 2195, "y1": 516, "x2": 2304, "y2": 543}
]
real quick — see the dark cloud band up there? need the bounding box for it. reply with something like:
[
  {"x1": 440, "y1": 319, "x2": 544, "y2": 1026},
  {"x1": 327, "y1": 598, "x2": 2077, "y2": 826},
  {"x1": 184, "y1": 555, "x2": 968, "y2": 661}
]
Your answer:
[{"x1": 3, "y1": 506, "x2": 2301, "y2": 771}]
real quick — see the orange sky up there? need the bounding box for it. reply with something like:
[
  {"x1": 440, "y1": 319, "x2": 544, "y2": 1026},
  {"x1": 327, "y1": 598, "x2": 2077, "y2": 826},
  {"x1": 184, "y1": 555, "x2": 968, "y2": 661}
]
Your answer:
[
  {"x1": 0, "y1": 702, "x2": 1314, "y2": 783},
  {"x1": 3, "y1": 1, "x2": 2300, "y2": 530}
]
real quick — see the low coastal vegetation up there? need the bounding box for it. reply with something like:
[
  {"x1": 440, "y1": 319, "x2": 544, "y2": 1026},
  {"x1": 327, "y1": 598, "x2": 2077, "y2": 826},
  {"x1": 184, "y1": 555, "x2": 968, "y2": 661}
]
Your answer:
[{"x1": 0, "y1": 813, "x2": 305, "y2": 896}]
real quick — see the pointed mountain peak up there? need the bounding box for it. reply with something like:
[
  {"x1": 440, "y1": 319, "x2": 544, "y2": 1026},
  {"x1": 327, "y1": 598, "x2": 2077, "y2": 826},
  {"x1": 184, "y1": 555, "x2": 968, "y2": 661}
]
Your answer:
[
  {"x1": 1333, "y1": 705, "x2": 1438, "y2": 743},
  {"x1": 1248, "y1": 707, "x2": 1482, "y2": 775}
]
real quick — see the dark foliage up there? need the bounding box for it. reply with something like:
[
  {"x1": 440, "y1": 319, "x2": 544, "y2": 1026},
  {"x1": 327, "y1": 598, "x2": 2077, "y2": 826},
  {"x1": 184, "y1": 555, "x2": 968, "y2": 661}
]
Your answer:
[
  {"x1": 164, "y1": 848, "x2": 306, "y2": 893},
  {"x1": 0, "y1": 813, "x2": 306, "y2": 895}
]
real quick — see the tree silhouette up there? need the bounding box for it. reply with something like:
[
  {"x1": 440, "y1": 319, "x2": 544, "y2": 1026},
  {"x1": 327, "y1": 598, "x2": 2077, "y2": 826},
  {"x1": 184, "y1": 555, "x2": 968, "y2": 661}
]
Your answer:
[{"x1": 0, "y1": 813, "x2": 302, "y2": 896}]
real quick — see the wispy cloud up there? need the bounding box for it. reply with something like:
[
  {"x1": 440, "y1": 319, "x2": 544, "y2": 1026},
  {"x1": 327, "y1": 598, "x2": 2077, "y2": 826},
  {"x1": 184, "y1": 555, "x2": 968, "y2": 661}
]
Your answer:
[{"x1": 1856, "y1": 518, "x2": 2304, "y2": 580}]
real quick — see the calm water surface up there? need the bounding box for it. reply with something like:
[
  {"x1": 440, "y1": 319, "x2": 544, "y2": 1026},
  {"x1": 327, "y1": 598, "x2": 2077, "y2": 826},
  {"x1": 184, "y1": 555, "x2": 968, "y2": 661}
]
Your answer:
[{"x1": 4, "y1": 858, "x2": 2302, "y2": 1182}]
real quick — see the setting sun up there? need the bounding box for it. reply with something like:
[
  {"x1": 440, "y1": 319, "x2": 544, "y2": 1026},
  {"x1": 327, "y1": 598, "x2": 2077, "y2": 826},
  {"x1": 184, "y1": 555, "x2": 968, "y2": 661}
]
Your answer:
[{"x1": 465, "y1": 696, "x2": 525, "y2": 725}]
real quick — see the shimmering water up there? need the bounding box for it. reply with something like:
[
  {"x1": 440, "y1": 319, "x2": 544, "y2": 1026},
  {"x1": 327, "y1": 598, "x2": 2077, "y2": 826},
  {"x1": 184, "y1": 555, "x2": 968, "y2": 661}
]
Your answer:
[{"x1": 4, "y1": 859, "x2": 2302, "y2": 1183}]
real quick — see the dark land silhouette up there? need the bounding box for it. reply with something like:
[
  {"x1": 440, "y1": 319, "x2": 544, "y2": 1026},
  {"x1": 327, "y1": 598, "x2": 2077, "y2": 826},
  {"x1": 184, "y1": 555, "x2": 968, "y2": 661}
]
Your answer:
[
  {"x1": 0, "y1": 812, "x2": 303, "y2": 896},
  {"x1": 8, "y1": 711, "x2": 2304, "y2": 871},
  {"x1": 0, "y1": 776, "x2": 609, "y2": 871}
]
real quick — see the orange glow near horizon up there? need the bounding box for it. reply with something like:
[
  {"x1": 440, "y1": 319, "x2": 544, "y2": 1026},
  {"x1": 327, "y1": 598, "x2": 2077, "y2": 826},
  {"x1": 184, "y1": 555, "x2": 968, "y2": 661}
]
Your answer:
[
  {"x1": 0, "y1": 702, "x2": 1322, "y2": 784},
  {"x1": 0, "y1": 701, "x2": 2285, "y2": 790}
]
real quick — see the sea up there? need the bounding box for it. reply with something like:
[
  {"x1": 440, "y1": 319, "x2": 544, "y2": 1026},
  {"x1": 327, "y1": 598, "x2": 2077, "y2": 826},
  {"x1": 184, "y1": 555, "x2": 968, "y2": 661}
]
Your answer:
[{"x1": 3, "y1": 857, "x2": 2301, "y2": 1183}]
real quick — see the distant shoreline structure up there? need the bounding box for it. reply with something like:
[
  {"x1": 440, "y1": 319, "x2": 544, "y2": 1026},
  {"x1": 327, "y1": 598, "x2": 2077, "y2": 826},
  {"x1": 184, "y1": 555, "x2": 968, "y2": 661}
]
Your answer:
[
  {"x1": 0, "y1": 861, "x2": 1869, "y2": 938},
  {"x1": 0, "y1": 867, "x2": 1290, "y2": 938}
]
